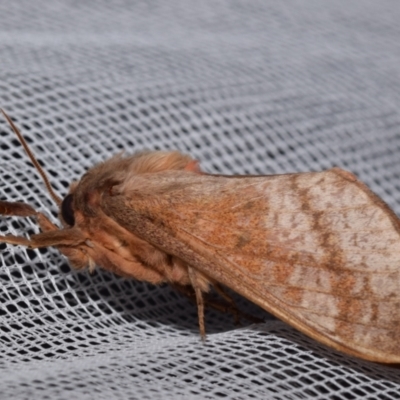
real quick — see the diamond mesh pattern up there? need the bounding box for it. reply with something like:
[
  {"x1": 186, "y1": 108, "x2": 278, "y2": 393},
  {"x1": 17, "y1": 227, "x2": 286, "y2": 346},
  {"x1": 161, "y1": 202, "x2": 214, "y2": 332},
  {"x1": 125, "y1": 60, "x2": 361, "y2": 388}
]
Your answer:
[{"x1": 1, "y1": 1, "x2": 400, "y2": 399}]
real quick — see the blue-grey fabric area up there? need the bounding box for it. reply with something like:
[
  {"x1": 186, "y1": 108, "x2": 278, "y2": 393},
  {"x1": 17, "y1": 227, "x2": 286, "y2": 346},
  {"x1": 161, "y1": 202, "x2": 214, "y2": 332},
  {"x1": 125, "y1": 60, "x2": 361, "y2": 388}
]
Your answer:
[{"x1": 1, "y1": 1, "x2": 400, "y2": 399}]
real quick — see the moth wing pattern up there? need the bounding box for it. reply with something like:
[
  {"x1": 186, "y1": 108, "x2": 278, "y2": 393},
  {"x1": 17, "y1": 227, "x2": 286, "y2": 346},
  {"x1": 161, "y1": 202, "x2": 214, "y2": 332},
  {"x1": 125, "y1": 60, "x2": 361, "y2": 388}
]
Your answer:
[{"x1": 103, "y1": 168, "x2": 400, "y2": 363}]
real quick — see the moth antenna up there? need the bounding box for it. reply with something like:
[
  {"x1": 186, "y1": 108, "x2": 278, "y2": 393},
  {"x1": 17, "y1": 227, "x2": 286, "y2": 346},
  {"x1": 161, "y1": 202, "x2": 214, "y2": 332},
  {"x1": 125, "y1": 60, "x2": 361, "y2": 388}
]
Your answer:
[{"x1": 1, "y1": 109, "x2": 62, "y2": 206}]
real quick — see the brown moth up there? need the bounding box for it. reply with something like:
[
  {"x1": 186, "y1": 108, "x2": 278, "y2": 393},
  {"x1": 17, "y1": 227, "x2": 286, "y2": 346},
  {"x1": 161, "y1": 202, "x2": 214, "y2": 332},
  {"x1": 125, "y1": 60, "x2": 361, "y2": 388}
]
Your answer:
[{"x1": 1, "y1": 109, "x2": 400, "y2": 364}]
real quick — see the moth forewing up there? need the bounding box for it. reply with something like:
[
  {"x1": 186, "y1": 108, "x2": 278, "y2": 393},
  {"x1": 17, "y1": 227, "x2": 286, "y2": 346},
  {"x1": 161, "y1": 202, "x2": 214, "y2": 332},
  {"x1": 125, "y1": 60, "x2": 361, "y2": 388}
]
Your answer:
[{"x1": 102, "y1": 169, "x2": 400, "y2": 363}]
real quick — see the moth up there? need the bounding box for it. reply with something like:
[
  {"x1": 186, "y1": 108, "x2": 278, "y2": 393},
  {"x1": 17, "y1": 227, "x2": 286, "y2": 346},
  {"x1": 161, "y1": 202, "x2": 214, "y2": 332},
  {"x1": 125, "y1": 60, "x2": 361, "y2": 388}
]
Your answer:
[{"x1": 0, "y1": 109, "x2": 399, "y2": 364}]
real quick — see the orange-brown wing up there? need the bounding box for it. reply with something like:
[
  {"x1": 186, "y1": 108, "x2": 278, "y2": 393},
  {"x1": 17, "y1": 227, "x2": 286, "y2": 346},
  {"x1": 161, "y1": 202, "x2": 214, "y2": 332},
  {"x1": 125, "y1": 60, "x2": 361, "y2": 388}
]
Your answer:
[{"x1": 103, "y1": 169, "x2": 400, "y2": 363}]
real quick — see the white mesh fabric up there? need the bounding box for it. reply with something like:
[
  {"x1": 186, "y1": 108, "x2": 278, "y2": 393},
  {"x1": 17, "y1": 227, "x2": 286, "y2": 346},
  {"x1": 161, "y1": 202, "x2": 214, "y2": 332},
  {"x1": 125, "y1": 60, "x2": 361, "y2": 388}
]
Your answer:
[{"x1": 1, "y1": 1, "x2": 400, "y2": 399}]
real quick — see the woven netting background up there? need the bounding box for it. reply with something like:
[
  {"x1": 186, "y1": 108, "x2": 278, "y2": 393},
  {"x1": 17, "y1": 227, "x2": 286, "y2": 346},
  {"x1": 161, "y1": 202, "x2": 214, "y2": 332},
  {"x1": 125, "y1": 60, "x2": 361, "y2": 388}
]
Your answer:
[{"x1": 1, "y1": 1, "x2": 400, "y2": 399}]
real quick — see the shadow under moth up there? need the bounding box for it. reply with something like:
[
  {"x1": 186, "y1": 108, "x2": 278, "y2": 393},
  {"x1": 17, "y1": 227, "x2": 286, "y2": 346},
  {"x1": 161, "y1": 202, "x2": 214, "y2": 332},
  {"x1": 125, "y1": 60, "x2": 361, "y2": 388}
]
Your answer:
[{"x1": 0, "y1": 109, "x2": 399, "y2": 364}]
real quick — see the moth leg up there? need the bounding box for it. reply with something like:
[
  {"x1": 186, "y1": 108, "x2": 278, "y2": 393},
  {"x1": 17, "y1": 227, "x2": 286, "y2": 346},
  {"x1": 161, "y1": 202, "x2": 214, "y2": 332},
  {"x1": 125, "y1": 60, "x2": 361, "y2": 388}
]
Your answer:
[
  {"x1": 0, "y1": 201, "x2": 38, "y2": 218},
  {"x1": 0, "y1": 221, "x2": 90, "y2": 270},
  {"x1": 213, "y1": 283, "x2": 241, "y2": 325},
  {"x1": 172, "y1": 283, "x2": 197, "y2": 300},
  {"x1": 188, "y1": 267, "x2": 206, "y2": 339},
  {"x1": 0, "y1": 200, "x2": 59, "y2": 231},
  {"x1": 0, "y1": 234, "x2": 33, "y2": 247},
  {"x1": 173, "y1": 284, "x2": 235, "y2": 317},
  {"x1": 0, "y1": 201, "x2": 90, "y2": 269},
  {"x1": 36, "y1": 213, "x2": 59, "y2": 232},
  {"x1": 0, "y1": 201, "x2": 52, "y2": 246},
  {"x1": 213, "y1": 283, "x2": 263, "y2": 325}
]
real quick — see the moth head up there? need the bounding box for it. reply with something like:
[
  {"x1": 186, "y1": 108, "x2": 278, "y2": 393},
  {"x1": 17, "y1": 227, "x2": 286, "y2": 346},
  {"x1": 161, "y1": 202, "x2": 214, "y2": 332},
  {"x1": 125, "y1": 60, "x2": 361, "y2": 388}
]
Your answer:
[
  {"x1": 61, "y1": 193, "x2": 75, "y2": 226},
  {"x1": 59, "y1": 181, "x2": 79, "y2": 227},
  {"x1": 58, "y1": 181, "x2": 79, "y2": 227}
]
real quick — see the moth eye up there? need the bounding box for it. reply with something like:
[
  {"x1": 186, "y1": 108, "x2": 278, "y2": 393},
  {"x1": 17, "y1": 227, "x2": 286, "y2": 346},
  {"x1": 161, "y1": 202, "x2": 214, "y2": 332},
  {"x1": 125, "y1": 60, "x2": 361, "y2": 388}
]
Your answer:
[{"x1": 61, "y1": 194, "x2": 75, "y2": 226}]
